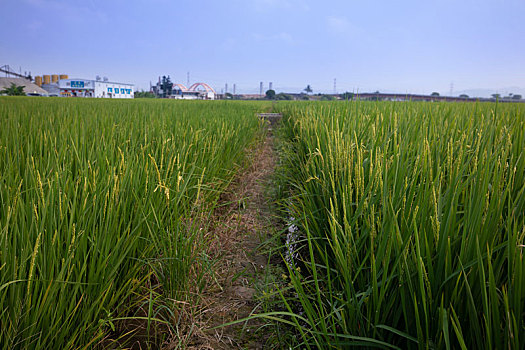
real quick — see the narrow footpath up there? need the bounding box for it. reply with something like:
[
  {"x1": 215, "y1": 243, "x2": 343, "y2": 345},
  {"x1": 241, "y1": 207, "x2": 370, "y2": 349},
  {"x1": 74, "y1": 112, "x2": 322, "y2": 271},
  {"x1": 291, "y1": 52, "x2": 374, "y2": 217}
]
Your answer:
[{"x1": 186, "y1": 123, "x2": 278, "y2": 349}]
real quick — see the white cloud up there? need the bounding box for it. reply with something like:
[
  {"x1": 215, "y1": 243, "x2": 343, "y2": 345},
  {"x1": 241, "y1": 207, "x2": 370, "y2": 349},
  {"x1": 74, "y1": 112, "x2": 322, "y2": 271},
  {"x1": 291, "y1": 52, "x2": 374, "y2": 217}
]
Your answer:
[
  {"x1": 277, "y1": 32, "x2": 293, "y2": 43},
  {"x1": 27, "y1": 20, "x2": 43, "y2": 32},
  {"x1": 326, "y1": 16, "x2": 351, "y2": 33},
  {"x1": 251, "y1": 32, "x2": 294, "y2": 44},
  {"x1": 250, "y1": 0, "x2": 309, "y2": 12},
  {"x1": 24, "y1": 0, "x2": 108, "y2": 24},
  {"x1": 220, "y1": 38, "x2": 236, "y2": 51}
]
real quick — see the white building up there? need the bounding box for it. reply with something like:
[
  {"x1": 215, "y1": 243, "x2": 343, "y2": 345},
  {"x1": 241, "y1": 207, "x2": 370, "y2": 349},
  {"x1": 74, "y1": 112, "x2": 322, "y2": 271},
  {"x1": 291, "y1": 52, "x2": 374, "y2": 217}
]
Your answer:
[
  {"x1": 170, "y1": 87, "x2": 215, "y2": 100},
  {"x1": 57, "y1": 79, "x2": 134, "y2": 98},
  {"x1": 151, "y1": 80, "x2": 215, "y2": 100}
]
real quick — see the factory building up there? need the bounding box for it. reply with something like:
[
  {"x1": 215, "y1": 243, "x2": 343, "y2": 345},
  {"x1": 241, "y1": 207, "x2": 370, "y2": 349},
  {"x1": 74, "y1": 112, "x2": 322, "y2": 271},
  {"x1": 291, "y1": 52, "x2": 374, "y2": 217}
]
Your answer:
[
  {"x1": 56, "y1": 79, "x2": 134, "y2": 98},
  {"x1": 151, "y1": 79, "x2": 216, "y2": 100},
  {"x1": 36, "y1": 74, "x2": 134, "y2": 98},
  {"x1": 170, "y1": 83, "x2": 215, "y2": 100}
]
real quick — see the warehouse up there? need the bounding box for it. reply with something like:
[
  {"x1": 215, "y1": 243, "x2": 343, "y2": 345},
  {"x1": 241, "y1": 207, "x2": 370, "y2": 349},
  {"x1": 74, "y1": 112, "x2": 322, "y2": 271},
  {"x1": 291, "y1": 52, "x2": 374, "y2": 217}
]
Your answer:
[
  {"x1": 0, "y1": 77, "x2": 48, "y2": 96},
  {"x1": 56, "y1": 79, "x2": 134, "y2": 98}
]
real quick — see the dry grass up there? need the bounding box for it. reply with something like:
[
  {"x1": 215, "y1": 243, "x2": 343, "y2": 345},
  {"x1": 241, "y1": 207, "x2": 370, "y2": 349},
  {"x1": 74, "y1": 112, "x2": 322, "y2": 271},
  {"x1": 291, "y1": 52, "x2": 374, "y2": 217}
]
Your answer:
[{"x1": 181, "y1": 129, "x2": 278, "y2": 349}]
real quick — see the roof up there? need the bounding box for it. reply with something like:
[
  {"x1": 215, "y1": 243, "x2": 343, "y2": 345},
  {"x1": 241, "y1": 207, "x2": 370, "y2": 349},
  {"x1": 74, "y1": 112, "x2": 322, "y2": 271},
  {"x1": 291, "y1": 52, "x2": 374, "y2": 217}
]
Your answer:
[
  {"x1": 0, "y1": 77, "x2": 48, "y2": 95},
  {"x1": 62, "y1": 78, "x2": 134, "y2": 86}
]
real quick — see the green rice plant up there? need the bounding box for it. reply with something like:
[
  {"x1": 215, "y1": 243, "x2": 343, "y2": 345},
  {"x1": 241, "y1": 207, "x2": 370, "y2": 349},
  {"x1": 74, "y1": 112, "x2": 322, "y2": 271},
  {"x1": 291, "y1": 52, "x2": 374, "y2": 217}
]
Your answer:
[
  {"x1": 0, "y1": 97, "x2": 265, "y2": 348},
  {"x1": 274, "y1": 101, "x2": 525, "y2": 349}
]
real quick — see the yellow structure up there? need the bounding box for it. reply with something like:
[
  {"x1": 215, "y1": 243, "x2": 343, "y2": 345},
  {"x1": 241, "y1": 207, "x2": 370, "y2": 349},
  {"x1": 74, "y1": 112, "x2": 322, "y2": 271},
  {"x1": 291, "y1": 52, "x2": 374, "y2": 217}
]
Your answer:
[
  {"x1": 43, "y1": 75, "x2": 51, "y2": 84},
  {"x1": 51, "y1": 74, "x2": 59, "y2": 83},
  {"x1": 35, "y1": 76, "x2": 42, "y2": 86},
  {"x1": 59, "y1": 74, "x2": 68, "y2": 80}
]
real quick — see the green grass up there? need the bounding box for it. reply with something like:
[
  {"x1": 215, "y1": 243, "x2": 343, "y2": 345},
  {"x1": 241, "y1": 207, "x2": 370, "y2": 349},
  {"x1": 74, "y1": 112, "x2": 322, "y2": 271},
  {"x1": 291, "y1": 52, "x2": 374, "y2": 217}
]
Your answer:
[
  {"x1": 0, "y1": 97, "x2": 265, "y2": 349},
  {"x1": 273, "y1": 101, "x2": 525, "y2": 349}
]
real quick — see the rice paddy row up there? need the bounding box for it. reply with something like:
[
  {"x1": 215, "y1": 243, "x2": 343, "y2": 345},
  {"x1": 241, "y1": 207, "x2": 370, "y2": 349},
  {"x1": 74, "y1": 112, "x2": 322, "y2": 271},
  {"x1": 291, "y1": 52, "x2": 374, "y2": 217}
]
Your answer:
[
  {"x1": 0, "y1": 98, "x2": 265, "y2": 349},
  {"x1": 274, "y1": 101, "x2": 525, "y2": 349}
]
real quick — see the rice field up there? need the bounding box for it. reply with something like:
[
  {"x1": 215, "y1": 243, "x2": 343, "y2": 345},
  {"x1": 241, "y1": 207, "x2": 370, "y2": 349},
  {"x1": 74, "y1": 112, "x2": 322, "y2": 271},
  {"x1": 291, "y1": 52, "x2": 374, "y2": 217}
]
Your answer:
[
  {"x1": 0, "y1": 97, "x2": 264, "y2": 348},
  {"x1": 2, "y1": 97, "x2": 524, "y2": 349},
  {"x1": 274, "y1": 101, "x2": 525, "y2": 349}
]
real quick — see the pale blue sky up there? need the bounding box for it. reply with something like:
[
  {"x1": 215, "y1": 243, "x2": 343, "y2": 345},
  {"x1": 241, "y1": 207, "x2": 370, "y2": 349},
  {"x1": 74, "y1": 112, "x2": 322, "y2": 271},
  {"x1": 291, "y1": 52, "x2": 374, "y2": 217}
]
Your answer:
[{"x1": 1, "y1": 0, "x2": 524, "y2": 96}]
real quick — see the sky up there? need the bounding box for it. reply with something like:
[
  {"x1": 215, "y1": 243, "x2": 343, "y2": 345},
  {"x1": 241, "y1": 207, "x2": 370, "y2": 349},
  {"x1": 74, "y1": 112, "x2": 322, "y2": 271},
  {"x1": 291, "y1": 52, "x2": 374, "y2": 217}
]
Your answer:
[{"x1": 1, "y1": 0, "x2": 524, "y2": 96}]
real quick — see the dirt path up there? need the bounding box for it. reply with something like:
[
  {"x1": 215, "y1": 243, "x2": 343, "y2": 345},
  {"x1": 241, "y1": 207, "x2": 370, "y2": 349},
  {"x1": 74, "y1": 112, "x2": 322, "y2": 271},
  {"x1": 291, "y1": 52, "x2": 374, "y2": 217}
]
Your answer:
[{"x1": 186, "y1": 126, "x2": 278, "y2": 349}]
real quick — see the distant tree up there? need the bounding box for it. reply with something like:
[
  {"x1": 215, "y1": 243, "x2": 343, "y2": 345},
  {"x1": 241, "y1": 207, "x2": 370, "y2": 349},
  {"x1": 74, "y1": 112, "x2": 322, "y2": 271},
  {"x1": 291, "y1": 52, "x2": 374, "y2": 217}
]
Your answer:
[
  {"x1": 0, "y1": 83, "x2": 26, "y2": 96},
  {"x1": 503, "y1": 93, "x2": 522, "y2": 100},
  {"x1": 276, "y1": 93, "x2": 292, "y2": 100},
  {"x1": 301, "y1": 94, "x2": 309, "y2": 100},
  {"x1": 459, "y1": 94, "x2": 469, "y2": 99},
  {"x1": 341, "y1": 92, "x2": 354, "y2": 100},
  {"x1": 265, "y1": 89, "x2": 276, "y2": 100},
  {"x1": 431, "y1": 92, "x2": 440, "y2": 97},
  {"x1": 304, "y1": 85, "x2": 313, "y2": 94},
  {"x1": 321, "y1": 95, "x2": 335, "y2": 101},
  {"x1": 491, "y1": 94, "x2": 501, "y2": 99},
  {"x1": 160, "y1": 75, "x2": 173, "y2": 98},
  {"x1": 134, "y1": 90, "x2": 156, "y2": 98},
  {"x1": 224, "y1": 92, "x2": 233, "y2": 99}
]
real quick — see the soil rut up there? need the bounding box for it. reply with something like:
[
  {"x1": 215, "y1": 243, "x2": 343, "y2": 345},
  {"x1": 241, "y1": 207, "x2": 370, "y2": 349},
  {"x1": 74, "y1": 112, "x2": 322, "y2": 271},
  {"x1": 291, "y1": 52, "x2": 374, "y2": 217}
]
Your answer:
[{"x1": 186, "y1": 128, "x2": 277, "y2": 349}]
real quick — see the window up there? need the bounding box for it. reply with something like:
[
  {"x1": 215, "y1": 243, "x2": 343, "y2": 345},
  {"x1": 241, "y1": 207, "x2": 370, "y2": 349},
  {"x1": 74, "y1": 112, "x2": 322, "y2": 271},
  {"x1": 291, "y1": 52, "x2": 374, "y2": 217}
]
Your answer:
[
  {"x1": 108, "y1": 87, "x2": 113, "y2": 93},
  {"x1": 115, "y1": 88, "x2": 120, "y2": 94}
]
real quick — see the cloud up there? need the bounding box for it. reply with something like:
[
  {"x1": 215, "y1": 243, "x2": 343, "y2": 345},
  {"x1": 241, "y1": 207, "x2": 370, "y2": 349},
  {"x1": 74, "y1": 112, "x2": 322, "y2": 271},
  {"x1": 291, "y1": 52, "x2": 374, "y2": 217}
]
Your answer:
[
  {"x1": 24, "y1": 0, "x2": 108, "y2": 24},
  {"x1": 220, "y1": 38, "x2": 236, "y2": 51},
  {"x1": 27, "y1": 20, "x2": 43, "y2": 32},
  {"x1": 326, "y1": 16, "x2": 351, "y2": 34},
  {"x1": 251, "y1": 32, "x2": 294, "y2": 44},
  {"x1": 250, "y1": 0, "x2": 309, "y2": 12},
  {"x1": 277, "y1": 32, "x2": 293, "y2": 43}
]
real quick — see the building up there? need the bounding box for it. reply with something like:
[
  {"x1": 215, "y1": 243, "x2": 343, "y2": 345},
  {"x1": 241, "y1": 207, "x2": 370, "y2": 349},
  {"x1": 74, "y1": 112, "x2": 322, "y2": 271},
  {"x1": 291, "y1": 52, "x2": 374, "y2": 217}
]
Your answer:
[
  {"x1": 151, "y1": 78, "x2": 216, "y2": 100},
  {"x1": 170, "y1": 83, "x2": 216, "y2": 100},
  {"x1": 55, "y1": 78, "x2": 134, "y2": 98},
  {"x1": 0, "y1": 77, "x2": 48, "y2": 96}
]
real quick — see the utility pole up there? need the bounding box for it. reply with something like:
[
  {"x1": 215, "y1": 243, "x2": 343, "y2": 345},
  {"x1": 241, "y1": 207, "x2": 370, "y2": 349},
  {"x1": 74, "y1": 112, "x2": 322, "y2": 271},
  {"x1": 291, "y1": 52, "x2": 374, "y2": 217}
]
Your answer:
[
  {"x1": 449, "y1": 82, "x2": 454, "y2": 96},
  {"x1": 187, "y1": 72, "x2": 190, "y2": 87},
  {"x1": 334, "y1": 78, "x2": 337, "y2": 94}
]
